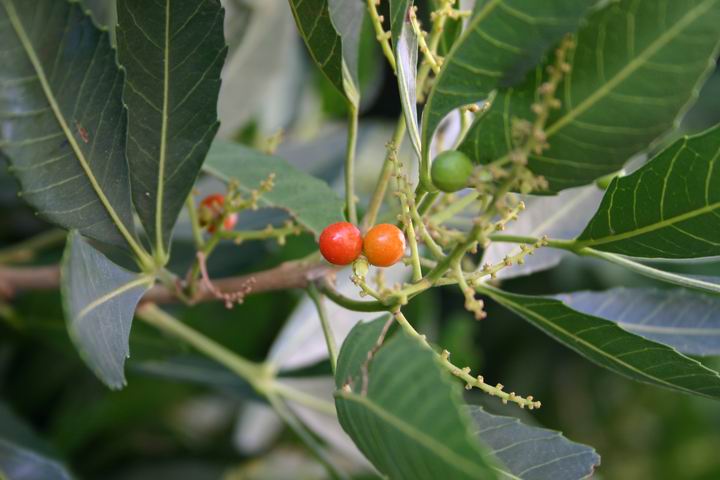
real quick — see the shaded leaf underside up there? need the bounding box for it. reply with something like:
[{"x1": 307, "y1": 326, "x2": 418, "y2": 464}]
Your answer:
[{"x1": 62, "y1": 231, "x2": 152, "y2": 389}]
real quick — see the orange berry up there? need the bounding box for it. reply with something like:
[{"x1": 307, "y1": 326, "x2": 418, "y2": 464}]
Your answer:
[
  {"x1": 363, "y1": 224, "x2": 405, "y2": 267},
  {"x1": 199, "y1": 193, "x2": 237, "y2": 233}
]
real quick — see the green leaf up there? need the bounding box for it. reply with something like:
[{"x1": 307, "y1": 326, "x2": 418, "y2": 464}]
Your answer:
[
  {"x1": 335, "y1": 317, "x2": 501, "y2": 480},
  {"x1": 559, "y1": 287, "x2": 720, "y2": 357},
  {"x1": 467, "y1": 406, "x2": 600, "y2": 480},
  {"x1": 576, "y1": 124, "x2": 720, "y2": 258},
  {"x1": 0, "y1": 0, "x2": 139, "y2": 252},
  {"x1": 390, "y1": 0, "x2": 421, "y2": 158},
  {"x1": 288, "y1": 0, "x2": 361, "y2": 105},
  {"x1": 203, "y1": 141, "x2": 345, "y2": 237},
  {"x1": 479, "y1": 285, "x2": 720, "y2": 400},
  {"x1": 460, "y1": 0, "x2": 720, "y2": 192},
  {"x1": 61, "y1": 231, "x2": 153, "y2": 389},
  {"x1": 581, "y1": 248, "x2": 720, "y2": 297},
  {"x1": 328, "y1": 0, "x2": 364, "y2": 91},
  {"x1": 116, "y1": 0, "x2": 227, "y2": 257},
  {"x1": 421, "y1": 0, "x2": 594, "y2": 185},
  {"x1": 0, "y1": 403, "x2": 72, "y2": 480}
]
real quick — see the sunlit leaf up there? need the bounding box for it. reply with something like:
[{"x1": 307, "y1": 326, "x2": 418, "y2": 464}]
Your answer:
[
  {"x1": 559, "y1": 287, "x2": 720, "y2": 356},
  {"x1": 422, "y1": 0, "x2": 594, "y2": 184},
  {"x1": 480, "y1": 285, "x2": 720, "y2": 400},
  {"x1": 116, "y1": 0, "x2": 227, "y2": 256},
  {"x1": 0, "y1": 0, "x2": 137, "y2": 250},
  {"x1": 335, "y1": 318, "x2": 501, "y2": 479},
  {"x1": 203, "y1": 141, "x2": 345, "y2": 237},
  {"x1": 576, "y1": 124, "x2": 720, "y2": 258},
  {"x1": 61, "y1": 231, "x2": 153, "y2": 389},
  {"x1": 460, "y1": 0, "x2": 720, "y2": 191}
]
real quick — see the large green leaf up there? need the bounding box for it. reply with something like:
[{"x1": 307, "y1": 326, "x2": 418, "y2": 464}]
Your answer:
[
  {"x1": 467, "y1": 406, "x2": 600, "y2": 480},
  {"x1": 576, "y1": 124, "x2": 720, "y2": 258},
  {"x1": 116, "y1": 0, "x2": 226, "y2": 257},
  {"x1": 203, "y1": 141, "x2": 345, "y2": 237},
  {"x1": 479, "y1": 285, "x2": 720, "y2": 400},
  {"x1": 421, "y1": 0, "x2": 594, "y2": 186},
  {"x1": 559, "y1": 287, "x2": 720, "y2": 357},
  {"x1": 61, "y1": 231, "x2": 153, "y2": 389},
  {"x1": 0, "y1": 403, "x2": 72, "y2": 480},
  {"x1": 335, "y1": 317, "x2": 501, "y2": 480},
  {"x1": 0, "y1": 0, "x2": 138, "y2": 251},
  {"x1": 460, "y1": 0, "x2": 720, "y2": 192},
  {"x1": 288, "y1": 0, "x2": 361, "y2": 105}
]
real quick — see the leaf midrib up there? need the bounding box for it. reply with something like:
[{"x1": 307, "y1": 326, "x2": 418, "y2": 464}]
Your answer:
[
  {"x1": 155, "y1": 0, "x2": 172, "y2": 258},
  {"x1": 2, "y1": 0, "x2": 146, "y2": 261},
  {"x1": 483, "y1": 287, "x2": 720, "y2": 398},
  {"x1": 578, "y1": 200, "x2": 720, "y2": 248},
  {"x1": 77, "y1": 275, "x2": 153, "y2": 320},
  {"x1": 337, "y1": 391, "x2": 493, "y2": 476},
  {"x1": 546, "y1": 0, "x2": 718, "y2": 137}
]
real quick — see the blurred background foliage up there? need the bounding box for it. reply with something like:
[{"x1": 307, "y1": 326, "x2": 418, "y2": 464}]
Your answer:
[{"x1": 1, "y1": 0, "x2": 720, "y2": 478}]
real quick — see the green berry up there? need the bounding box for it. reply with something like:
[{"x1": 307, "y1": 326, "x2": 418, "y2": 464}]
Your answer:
[{"x1": 431, "y1": 150, "x2": 474, "y2": 193}]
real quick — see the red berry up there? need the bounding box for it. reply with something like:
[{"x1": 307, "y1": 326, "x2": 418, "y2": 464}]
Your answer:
[
  {"x1": 319, "y1": 222, "x2": 363, "y2": 265},
  {"x1": 363, "y1": 224, "x2": 405, "y2": 267},
  {"x1": 199, "y1": 193, "x2": 237, "y2": 233}
]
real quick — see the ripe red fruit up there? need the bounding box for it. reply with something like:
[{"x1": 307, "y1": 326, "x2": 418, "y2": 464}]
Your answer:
[
  {"x1": 363, "y1": 224, "x2": 405, "y2": 267},
  {"x1": 319, "y1": 222, "x2": 363, "y2": 265},
  {"x1": 199, "y1": 193, "x2": 237, "y2": 233}
]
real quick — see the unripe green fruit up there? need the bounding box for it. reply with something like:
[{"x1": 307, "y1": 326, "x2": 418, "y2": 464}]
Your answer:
[{"x1": 431, "y1": 150, "x2": 474, "y2": 193}]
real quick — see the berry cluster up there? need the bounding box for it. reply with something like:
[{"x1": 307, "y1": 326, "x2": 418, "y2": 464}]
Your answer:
[{"x1": 319, "y1": 222, "x2": 406, "y2": 267}]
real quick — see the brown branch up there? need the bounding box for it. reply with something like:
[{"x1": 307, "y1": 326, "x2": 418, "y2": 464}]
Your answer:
[{"x1": 0, "y1": 260, "x2": 332, "y2": 305}]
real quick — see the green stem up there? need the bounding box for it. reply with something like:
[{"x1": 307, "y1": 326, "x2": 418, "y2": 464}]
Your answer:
[
  {"x1": 185, "y1": 195, "x2": 205, "y2": 250},
  {"x1": 218, "y1": 223, "x2": 300, "y2": 243},
  {"x1": 137, "y1": 304, "x2": 349, "y2": 477},
  {"x1": 317, "y1": 281, "x2": 389, "y2": 312},
  {"x1": 490, "y1": 234, "x2": 720, "y2": 296},
  {"x1": 416, "y1": 191, "x2": 438, "y2": 216},
  {"x1": 266, "y1": 393, "x2": 348, "y2": 480},
  {"x1": 365, "y1": 0, "x2": 396, "y2": 73},
  {"x1": 269, "y1": 381, "x2": 336, "y2": 416},
  {"x1": 489, "y1": 234, "x2": 576, "y2": 251},
  {"x1": 345, "y1": 103, "x2": 359, "y2": 225},
  {"x1": 0, "y1": 228, "x2": 66, "y2": 264},
  {"x1": 308, "y1": 283, "x2": 338, "y2": 375},
  {"x1": 394, "y1": 310, "x2": 540, "y2": 409},
  {"x1": 137, "y1": 304, "x2": 267, "y2": 390},
  {"x1": 363, "y1": 116, "x2": 406, "y2": 231}
]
